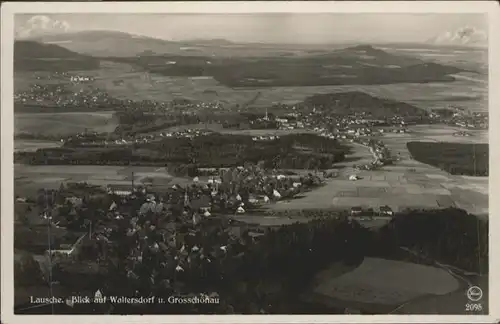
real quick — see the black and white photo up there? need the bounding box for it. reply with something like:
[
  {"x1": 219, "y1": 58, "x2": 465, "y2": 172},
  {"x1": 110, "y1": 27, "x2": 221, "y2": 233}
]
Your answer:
[{"x1": 1, "y1": 1, "x2": 498, "y2": 321}]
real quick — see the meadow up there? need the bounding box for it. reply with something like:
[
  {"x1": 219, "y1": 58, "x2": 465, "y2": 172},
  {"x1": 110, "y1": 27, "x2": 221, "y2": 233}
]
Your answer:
[
  {"x1": 308, "y1": 257, "x2": 460, "y2": 312},
  {"x1": 15, "y1": 112, "x2": 118, "y2": 137}
]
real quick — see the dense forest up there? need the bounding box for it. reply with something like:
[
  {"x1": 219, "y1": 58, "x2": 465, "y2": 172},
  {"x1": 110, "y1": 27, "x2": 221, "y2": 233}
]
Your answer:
[
  {"x1": 14, "y1": 134, "x2": 350, "y2": 172},
  {"x1": 407, "y1": 142, "x2": 489, "y2": 176}
]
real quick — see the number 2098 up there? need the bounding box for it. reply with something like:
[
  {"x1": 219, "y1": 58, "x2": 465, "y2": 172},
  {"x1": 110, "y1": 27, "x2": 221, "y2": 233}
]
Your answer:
[{"x1": 465, "y1": 303, "x2": 483, "y2": 312}]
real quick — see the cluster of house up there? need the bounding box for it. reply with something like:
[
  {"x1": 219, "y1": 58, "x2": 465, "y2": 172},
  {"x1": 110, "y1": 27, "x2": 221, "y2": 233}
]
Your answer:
[
  {"x1": 104, "y1": 167, "x2": 317, "y2": 216},
  {"x1": 453, "y1": 131, "x2": 473, "y2": 137},
  {"x1": 33, "y1": 71, "x2": 71, "y2": 80},
  {"x1": 159, "y1": 129, "x2": 213, "y2": 139},
  {"x1": 64, "y1": 128, "x2": 215, "y2": 147},
  {"x1": 453, "y1": 117, "x2": 488, "y2": 129},
  {"x1": 192, "y1": 101, "x2": 225, "y2": 112},
  {"x1": 275, "y1": 117, "x2": 305, "y2": 130},
  {"x1": 69, "y1": 75, "x2": 95, "y2": 83},
  {"x1": 15, "y1": 83, "x2": 114, "y2": 108},
  {"x1": 348, "y1": 205, "x2": 394, "y2": 220},
  {"x1": 430, "y1": 108, "x2": 488, "y2": 130},
  {"x1": 251, "y1": 135, "x2": 281, "y2": 142}
]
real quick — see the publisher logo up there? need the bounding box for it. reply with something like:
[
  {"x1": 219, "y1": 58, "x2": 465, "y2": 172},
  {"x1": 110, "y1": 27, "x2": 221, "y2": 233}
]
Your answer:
[{"x1": 466, "y1": 286, "x2": 483, "y2": 302}]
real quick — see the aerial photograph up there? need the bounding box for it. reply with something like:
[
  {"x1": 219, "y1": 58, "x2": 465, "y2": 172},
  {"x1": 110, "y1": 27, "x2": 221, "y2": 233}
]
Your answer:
[{"x1": 12, "y1": 13, "x2": 488, "y2": 315}]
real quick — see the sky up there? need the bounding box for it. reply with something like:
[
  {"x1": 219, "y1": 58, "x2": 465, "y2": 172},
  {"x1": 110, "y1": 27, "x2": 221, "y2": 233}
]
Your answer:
[{"x1": 14, "y1": 13, "x2": 488, "y2": 46}]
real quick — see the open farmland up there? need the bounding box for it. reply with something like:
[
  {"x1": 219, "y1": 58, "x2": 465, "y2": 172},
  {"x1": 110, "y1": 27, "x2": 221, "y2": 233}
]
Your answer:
[
  {"x1": 66, "y1": 67, "x2": 487, "y2": 112},
  {"x1": 248, "y1": 75, "x2": 486, "y2": 111},
  {"x1": 270, "y1": 125, "x2": 488, "y2": 217},
  {"x1": 379, "y1": 45, "x2": 488, "y2": 74},
  {"x1": 406, "y1": 124, "x2": 488, "y2": 143},
  {"x1": 14, "y1": 164, "x2": 182, "y2": 197},
  {"x1": 15, "y1": 112, "x2": 118, "y2": 137},
  {"x1": 377, "y1": 126, "x2": 488, "y2": 216},
  {"x1": 88, "y1": 60, "x2": 214, "y2": 103},
  {"x1": 304, "y1": 257, "x2": 461, "y2": 313},
  {"x1": 15, "y1": 140, "x2": 62, "y2": 152}
]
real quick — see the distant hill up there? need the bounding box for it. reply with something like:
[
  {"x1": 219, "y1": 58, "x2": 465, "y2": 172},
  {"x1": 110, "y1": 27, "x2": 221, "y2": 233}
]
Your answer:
[
  {"x1": 14, "y1": 40, "x2": 100, "y2": 71},
  {"x1": 26, "y1": 30, "x2": 196, "y2": 57},
  {"x1": 99, "y1": 45, "x2": 466, "y2": 88},
  {"x1": 320, "y1": 44, "x2": 424, "y2": 66},
  {"x1": 25, "y1": 31, "x2": 324, "y2": 57},
  {"x1": 124, "y1": 44, "x2": 464, "y2": 87},
  {"x1": 295, "y1": 91, "x2": 428, "y2": 118},
  {"x1": 186, "y1": 38, "x2": 236, "y2": 46},
  {"x1": 15, "y1": 40, "x2": 87, "y2": 58},
  {"x1": 15, "y1": 34, "x2": 467, "y2": 88}
]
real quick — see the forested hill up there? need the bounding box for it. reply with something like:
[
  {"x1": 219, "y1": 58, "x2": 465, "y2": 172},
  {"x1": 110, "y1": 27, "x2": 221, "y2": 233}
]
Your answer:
[
  {"x1": 295, "y1": 91, "x2": 428, "y2": 118},
  {"x1": 14, "y1": 40, "x2": 100, "y2": 71}
]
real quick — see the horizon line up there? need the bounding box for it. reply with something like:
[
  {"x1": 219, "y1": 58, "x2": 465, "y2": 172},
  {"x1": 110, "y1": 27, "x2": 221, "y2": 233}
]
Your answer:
[{"x1": 14, "y1": 29, "x2": 487, "y2": 49}]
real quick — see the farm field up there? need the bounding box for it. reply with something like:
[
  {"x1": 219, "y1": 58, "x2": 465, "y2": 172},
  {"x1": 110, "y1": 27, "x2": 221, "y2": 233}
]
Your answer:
[
  {"x1": 405, "y1": 124, "x2": 488, "y2": 144},
  {"x1": 91, "y1": 71, "x2": 488, "y2": 112},
  {"x1": 14, "y1": 164, "x2": 183, "y2": 197},
  {"x1": 15, "y1": 112, "x2": 118, "y2": 136},
  {"x1": 268, "y1": 142, "x2": 373, "y2": 211},
  {"x1": 231, "y1": 214, "x2": 313, "y2": 226},
  {"x1": 304, "y1": 257, "x2": 461, "y2": 313},
  {"x1": 148, "y1": 123, "x2": 313, "y2": 138},
  {"x1": 270, "y1": 125, "x2": 488, "y2": 217},
  {"x1": 15, "y1": 140, "x2": 62, "y2": 152}
]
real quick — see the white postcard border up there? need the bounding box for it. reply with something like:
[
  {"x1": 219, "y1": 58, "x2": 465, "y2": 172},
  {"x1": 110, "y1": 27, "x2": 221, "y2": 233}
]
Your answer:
[{"x1": 1, "y1": 1, "x2": 499, "y2": 323}]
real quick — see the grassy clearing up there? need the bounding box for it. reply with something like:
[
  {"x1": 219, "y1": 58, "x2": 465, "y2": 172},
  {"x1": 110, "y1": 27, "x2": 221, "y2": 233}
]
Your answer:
[{"x1": 311, "y1": 257, "x2": 460, "y2": 306}]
